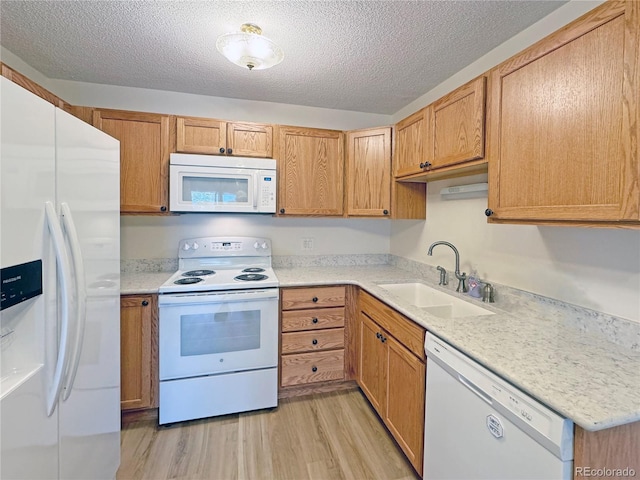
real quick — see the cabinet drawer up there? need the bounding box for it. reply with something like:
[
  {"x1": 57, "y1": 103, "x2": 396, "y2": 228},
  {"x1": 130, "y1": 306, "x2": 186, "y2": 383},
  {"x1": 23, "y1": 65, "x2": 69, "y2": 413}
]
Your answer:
[
  {"x1": 282, "y1": 328, "x2": 345, "y2": 354},
  {"x1": 360, "y1": 291, "x2": 425, "y2": 360},
  {"x1": 281, "y1": 307, "x2": 345, "y2": 332},
  {"x1": 281, "y1": 350, "x2": 345, "y2": 386},
  {"x1": 282, "y1": 286, "x2": 346, "y2": 310}
]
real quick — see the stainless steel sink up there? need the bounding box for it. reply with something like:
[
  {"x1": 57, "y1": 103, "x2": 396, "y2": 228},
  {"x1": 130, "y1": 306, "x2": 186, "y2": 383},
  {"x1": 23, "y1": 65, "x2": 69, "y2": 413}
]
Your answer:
[{"x1": 378, "y1": 282, "x2": 495, "y2": 319}]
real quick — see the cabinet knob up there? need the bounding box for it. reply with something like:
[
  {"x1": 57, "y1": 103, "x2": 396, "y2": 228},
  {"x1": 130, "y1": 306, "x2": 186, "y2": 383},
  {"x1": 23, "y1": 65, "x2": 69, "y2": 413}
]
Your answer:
[
  {"x1": 219, "y1": 147, "x2": 225, "y2": 154},
  {"x1": 485, "y1": 208, "x2": 494, "y2": 217},
  {"x1": 312, "y1": 339, "x2": 318, "y2": 345},
  {"x1": 227, "y1": 148, "x2": 233, "y2": 155},
  {"x1": 141, "y1": 300, "x2": 149, "y2": 306},
  {"x1": 419, "y1": 162, "x2": 425, "y2": 168},
  {"x1": 312, "y1": 296, "x2": 318, "y2": 303},
  {"x1": 383, "y1": 209, "x2": 389, "y2": 215},
  {"x1": 312, "y1": 366, "x2": 318, "y2": 372},
  {"x1": 279, "y1": 208, "x2": 285, "y2": 214},
  {"x1": 376, "y1": 332, "x2": 381, "y2": 339},
  {"x1": 312, "y1": 317, "x2": 319, "y2": 324},
  {"x1": 381, "y1": 336, "x2": 387, "y2": 343},
  {"x1": 424, "y1": 162, "x2": 432, "y2": 168},
  {"x1": 160, "y1": 206, "x2": 167, "y2": 212}
]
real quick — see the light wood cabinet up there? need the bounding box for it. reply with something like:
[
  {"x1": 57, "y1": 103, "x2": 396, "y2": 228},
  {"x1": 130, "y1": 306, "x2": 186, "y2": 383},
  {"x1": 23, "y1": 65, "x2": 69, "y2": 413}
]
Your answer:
[
  {"x1": 393, "y1": 108, "x2": 429, "y2": 178},
  {"x1": 120, "y1": 295, "x2": 157, "y2": 411},
  {"x1": 430, "y1": 76, "x2": 486, "y2": 170},
  {"x1": 93, "y1": 109, "x2": 170, "y2": 214},
  {"x1": 280, "y1": 287, "x2": 346, "y2": 388},
  {"x1": 277, "y1": 126, "x2": 345, "y2": 216},
  {"x1": 358, "y1": 290, "x2": 426, "y2": 475},
  {"x1": 176, "y1": 115, "x2": 273, "y2": 158},
  {"x1": 487, "y1": 1, "x2": 640, "y2": 225},
  {"x1": 346, "y1": 127, "x2": 391, "y2": 217}
]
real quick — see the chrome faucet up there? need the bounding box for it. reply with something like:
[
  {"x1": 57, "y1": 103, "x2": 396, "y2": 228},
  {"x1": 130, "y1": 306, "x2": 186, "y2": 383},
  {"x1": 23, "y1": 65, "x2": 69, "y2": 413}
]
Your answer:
[{"x1": 427, "y1": 241, "x2": 468, "y2": 293}]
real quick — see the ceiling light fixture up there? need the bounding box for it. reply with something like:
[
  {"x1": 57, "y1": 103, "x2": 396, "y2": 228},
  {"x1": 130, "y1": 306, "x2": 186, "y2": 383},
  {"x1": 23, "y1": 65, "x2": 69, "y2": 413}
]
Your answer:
[{"x1": 216, "y1": 23, "x2": 284, "y2": 71}]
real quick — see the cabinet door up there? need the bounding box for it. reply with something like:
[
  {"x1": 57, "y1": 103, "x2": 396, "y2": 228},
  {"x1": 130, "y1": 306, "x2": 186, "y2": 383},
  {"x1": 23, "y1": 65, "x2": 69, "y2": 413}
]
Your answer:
[
  {"x1": 278, "y1": 126, "x2": 344, "y2": 215},
  {"x1": 487, "y1": 1, "x2": 639, "y2": 223},
  {"x1": 358, "y1": 313, "x2": 386, "y2": 413},
  {"x1": 120, "y1": 295, "x2": 154, "y2": 410},
  {"x1": 346, "y1": 127, "x2": 391, "y2": 217},
  {"x1": 176, "y1": 116, "x2": 226, "y2": 155},
  {"x1": 385, "y1": 335, "x2": 425, "y2": 475},
  {"x1": 93, "y1": 109, "x2": 170, "y2": 214},
  {"x1": 393, "y1": 108, "x2": 430, "y2": 178},
  {"x1": 430, "y1": 76, "x2": 486, "y2": 169},
  {"x1": 227, "y1": 122, "x2": 273, "y2": 158}
]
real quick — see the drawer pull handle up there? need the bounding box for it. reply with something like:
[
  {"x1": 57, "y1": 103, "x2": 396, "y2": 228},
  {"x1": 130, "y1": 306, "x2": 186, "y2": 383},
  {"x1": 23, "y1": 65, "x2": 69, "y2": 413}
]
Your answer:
[
  {"x1": 312, "y1": 317, "x2": 319, "y2": 324},
  {"x1": 312, "y1": 339, "x2": 318, "y2": 345},
  {"x1": 312, "y1": 366, "x2": 318, "y2": 372},
  {"x1": 312, "y1": 296, "x2": 318, "y2": 303}
]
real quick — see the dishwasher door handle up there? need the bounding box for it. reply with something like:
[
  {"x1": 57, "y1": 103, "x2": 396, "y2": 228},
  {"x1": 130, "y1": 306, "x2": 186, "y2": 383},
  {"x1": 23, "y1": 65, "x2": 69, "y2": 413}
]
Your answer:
[{"x1": 458, "y1": 373, "x2": 493, "y2": 406}]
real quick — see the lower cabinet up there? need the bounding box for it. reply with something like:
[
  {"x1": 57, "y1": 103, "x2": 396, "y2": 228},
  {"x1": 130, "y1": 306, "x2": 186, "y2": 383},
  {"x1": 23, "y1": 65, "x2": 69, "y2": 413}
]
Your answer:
[
  {"x1": 280, "y1": 286, "x2": 346, "y2": 388},
  {"x1": 120, "y1": 294, "x2": 158, "y2": 411},
  {"x1": 358, "y1": 290, "x2": 426, "y2": 475}
]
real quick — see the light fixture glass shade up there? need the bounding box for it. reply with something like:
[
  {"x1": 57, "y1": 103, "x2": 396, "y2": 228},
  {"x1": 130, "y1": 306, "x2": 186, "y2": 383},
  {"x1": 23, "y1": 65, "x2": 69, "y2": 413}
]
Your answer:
[{"x1": 216, "y1": 23, "x2": 284, "y2": 71}]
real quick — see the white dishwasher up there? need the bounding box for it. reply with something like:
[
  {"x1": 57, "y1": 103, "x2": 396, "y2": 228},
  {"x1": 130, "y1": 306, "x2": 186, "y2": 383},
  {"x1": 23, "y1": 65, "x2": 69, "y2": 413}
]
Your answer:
[{"x1": 424, "y1": 333, "x2": 574, "y2": 480}]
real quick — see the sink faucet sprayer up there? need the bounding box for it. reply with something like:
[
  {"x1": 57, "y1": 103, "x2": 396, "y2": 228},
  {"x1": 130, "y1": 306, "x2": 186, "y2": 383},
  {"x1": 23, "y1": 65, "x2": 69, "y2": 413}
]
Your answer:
[{"x1": 427, "y1": 241, "x2": 468, "y2": 293}]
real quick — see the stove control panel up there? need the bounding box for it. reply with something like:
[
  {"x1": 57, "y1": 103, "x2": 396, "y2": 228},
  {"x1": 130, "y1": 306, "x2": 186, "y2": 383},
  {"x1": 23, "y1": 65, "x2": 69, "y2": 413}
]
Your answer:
[{"x1": 177, "y1": 237, "x2": 272, "y2": 258}]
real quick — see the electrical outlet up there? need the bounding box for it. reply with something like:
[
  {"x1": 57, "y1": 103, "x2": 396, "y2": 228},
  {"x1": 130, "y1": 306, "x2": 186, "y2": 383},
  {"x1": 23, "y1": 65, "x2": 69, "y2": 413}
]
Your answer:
[{"x1": 301, "y1": 238, "x2": 314, "y2": 251}]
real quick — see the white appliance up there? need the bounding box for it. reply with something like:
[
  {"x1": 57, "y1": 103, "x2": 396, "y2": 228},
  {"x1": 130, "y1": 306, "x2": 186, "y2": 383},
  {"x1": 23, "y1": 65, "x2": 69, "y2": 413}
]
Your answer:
[
  {"x1": 1, "y1": 77, "x2": 121, "y2": 479},
  {"x1": 423, "y1": 333, "x2": 573, "y2": 480},
  {"x1": 158, "y1": 236, "x2": 279, "y2": 425},
  {"x1": 169, "y1": 153, "x2": 277, "y2": 213}
]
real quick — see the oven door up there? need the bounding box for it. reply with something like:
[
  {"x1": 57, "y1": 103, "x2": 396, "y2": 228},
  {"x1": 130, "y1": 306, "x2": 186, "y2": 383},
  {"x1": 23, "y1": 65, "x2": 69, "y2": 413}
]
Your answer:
[{"x1": 158, "y1": 289, "x2": 279, "y2": 381}]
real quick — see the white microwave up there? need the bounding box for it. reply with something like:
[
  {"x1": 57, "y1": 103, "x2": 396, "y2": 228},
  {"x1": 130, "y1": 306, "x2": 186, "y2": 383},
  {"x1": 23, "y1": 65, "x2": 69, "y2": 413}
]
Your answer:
[{"x1": 169, "y1": 154, "x2": 277, "y2": 213}]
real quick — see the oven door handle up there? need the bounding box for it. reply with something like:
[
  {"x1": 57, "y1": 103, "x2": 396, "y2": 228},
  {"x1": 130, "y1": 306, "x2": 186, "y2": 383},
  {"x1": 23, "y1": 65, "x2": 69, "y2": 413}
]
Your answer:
[{"x1": 158, "y1": 290, "x2": 279, "y2": 306}]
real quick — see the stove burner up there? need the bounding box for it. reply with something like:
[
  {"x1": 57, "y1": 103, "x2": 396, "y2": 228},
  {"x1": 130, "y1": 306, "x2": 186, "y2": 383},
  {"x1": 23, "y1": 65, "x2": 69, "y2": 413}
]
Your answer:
[
  {"x1": 242, "y1": 267, "x2": 265, "y2": 273},
  {"x1": 174, "y1": 277, "x2": 204, "y2": 285},
  {"x1": 234, "y1": 273, "x2": 268, "y2": 282},
  {"x1": 182, "y1": 269, "x2": 215, "y2": 277}
]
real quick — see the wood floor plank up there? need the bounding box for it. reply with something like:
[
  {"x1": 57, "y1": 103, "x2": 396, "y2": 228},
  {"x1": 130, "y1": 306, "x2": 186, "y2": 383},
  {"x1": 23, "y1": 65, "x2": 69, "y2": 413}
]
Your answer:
[{"x1": 116, "y1": 389, "x2": 420, "y2": 480}]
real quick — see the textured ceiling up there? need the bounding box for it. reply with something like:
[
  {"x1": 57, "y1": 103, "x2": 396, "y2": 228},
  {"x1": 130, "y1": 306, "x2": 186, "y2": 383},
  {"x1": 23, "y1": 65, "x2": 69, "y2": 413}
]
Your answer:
[{"x1": 0, "y1": 1, "x2": 567, "y2": 114}]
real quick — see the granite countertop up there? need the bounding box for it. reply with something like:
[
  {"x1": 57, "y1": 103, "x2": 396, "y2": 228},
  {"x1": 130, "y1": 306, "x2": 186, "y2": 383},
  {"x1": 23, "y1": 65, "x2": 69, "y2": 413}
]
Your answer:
[{"x1": 121, "y1": 264, "x2": 640, "y2": 432}]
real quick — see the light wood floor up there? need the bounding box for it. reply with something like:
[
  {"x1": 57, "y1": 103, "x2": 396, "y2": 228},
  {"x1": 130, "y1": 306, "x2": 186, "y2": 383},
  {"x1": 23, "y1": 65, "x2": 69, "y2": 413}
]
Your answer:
[{"x1": 117, "y1": 389, "x2": 420, "y2": 480}]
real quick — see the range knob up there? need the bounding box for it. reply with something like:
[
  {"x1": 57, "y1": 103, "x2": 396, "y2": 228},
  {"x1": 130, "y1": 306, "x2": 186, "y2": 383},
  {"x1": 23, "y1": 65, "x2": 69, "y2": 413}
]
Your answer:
[
  {"x1": 254, "y1": 242, "x2": 260, "y2": 249},
  {"x1": 192, "y1": 242, "x2": 199, "y2": 250},
  {"x1": 261, "y1": 242, "x2": 268, "y2": 250},
  {"x1": 182, "y1": 243, "x2": 191, "y2": 251}
]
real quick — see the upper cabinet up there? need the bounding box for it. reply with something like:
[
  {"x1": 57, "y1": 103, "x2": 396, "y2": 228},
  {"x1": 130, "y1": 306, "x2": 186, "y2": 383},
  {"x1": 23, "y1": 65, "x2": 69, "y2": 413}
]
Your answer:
[
  {"x1": 93, "y1": 109, "x2": 170, "y2": 214},
  {"x1": 175, "y1": 116, "x2": 273, "y2": 158},
  {"x1": 429, "y1": 76, "x2": 486, "y2": 170},
  {"x1": 393, "y1": 76, "x2": 488, "y2": 181},
  {"x1": 393, "y1": 108, "x2": 429, "y2": 178},
  {"x1": 277, "y1": 126, "x2": 345, "y2": 216},
  {"x1": 487, "y1": 1, "x2": 640, "y2": 225},
  {"x1": 346, "y1": 127, "x2": 391, "y2": 217}
]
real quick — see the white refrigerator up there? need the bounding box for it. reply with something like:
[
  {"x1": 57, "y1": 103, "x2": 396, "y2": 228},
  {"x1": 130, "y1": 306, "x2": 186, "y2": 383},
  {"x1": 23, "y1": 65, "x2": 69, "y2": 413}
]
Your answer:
[{"x1": 1, "y1": 77, "x2": 121, "y2": 479}]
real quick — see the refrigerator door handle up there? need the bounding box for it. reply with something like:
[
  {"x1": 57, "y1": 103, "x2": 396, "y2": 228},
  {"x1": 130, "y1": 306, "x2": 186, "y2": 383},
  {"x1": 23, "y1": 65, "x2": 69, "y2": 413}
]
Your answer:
[
  {"x1": 60, "y1": 202, "x2": 86, "y2": 401},
  {"x1": 44, "y1": 201, "x2": 73, "y2": 416}
]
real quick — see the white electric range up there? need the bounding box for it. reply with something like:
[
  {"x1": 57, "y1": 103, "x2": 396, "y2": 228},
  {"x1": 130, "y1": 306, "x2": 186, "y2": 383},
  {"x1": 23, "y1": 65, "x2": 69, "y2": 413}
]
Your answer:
[{"x1": 157, "y1": 236, "x2": 279, "y2": 425}]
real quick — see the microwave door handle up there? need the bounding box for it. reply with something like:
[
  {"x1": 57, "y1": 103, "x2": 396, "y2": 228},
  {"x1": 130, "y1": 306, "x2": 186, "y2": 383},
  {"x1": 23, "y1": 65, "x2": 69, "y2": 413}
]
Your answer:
[{"x1": 253, "y1": 173, "x2": 259, "y2": 209}]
